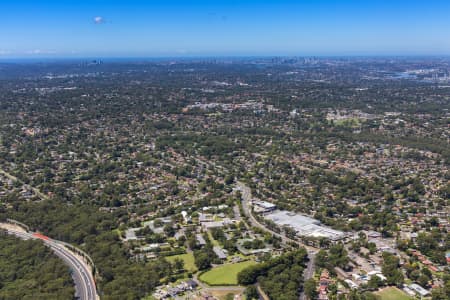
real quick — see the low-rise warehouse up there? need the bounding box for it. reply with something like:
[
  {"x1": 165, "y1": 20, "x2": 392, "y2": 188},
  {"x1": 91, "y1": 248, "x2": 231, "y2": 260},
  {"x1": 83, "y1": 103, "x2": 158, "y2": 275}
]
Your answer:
[{"x1": 264, "y1": 210, "x2": 348, "y2": 242}]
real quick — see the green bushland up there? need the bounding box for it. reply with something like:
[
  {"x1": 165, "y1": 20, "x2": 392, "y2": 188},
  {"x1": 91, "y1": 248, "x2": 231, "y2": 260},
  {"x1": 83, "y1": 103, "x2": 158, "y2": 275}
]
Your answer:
[{"x1": 0, "y1": 232, "x2": 75, "y2": 299}]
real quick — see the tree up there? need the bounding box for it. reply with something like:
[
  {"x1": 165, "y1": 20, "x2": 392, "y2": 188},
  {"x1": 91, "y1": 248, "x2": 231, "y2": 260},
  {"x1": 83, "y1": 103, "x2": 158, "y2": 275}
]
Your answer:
[
  {"x1": 194, "y1": 251, "x2": 211, "y2": 270},
  {"x1": 224, "y1": 175, "x2": 235, "y2": 185},
  {"x1": 304, "y1": 278, "x2": 318, "y2": 300},
  {"x1": 409, "y1": 269, "x2": 421, "y2": 281},
  {"x1": 223, "y1": 239, "x2": 237, "y2": 254},
  {"x1": 238, "y1": 249, "x2": 308, "y2": 299},
  {"x1": 367, "y1": 274, "x2": 382, "y2": 289},
  {"x1": 211, "y1": 227, "x2": 225, "y2": 241},
  {"x1": 367, "y1": 242, "x2": 377, "y2": 254},
  {"x1": 382, "y1": 252, "x2": 404, "y2": 286},
  {"x1": 0, "y1": 235, "x2": 75, "y2": 299},
  {"x1": 315, "y1": 244, "x2": 349, "y2": 270},
  {"x1": 329, "y1": 283, "x2": 338, "y2": 295},
  {"x1": 173, "y1": 258, "x2": 184, "y2": 271},
  {"x1": 418, "y1": 274, "x2": 430, "y2": 288},
  {"x1": 237, "y1": 265, "x2": 260, "y2": 285},
  {"x1": 328, "y1": 243, "x2": 349, "y2": 268},
  {"x1": 163, "y1": 224, "x2": 176, "y2": 237},
  {"x1": 315, "y1": 250, "x2": 328, "y2": 268},
  {"x1": 224, "y1": 293, "x2": 234, "y2": 300},
  {"x1": 422, "y1": 267, "x2": 432, "y2": 279},
  {"x1": 431, "y1": 288, "x2": 447, "y2": 300},
  {"x1": 245, "y1": 286, "x2": 259, "y2": 300}
]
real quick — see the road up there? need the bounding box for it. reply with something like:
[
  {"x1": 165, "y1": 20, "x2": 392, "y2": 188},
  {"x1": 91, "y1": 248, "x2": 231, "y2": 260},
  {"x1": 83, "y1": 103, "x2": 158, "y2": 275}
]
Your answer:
[
  {"x1": 238, "y1": 182, "x2": 289, "y2": 243},
  {"x1": 299, "y1": 251, "x2": 316, "y2": 300},
  {"x1": 237, "y1": 182, "x2": 317, "y2": 252},
  {"x1": 237, "y1": 182, "x2": 317, "y2": 300},
  {"x1": 0, "y1": 168, "x2": 49, "y2": 201},
  {"x1": 1, "y1": 226, "x2": 98, "y2": 300},
  {"x1": 303, "y1": 253, "x2": 316, "y2": 280}
]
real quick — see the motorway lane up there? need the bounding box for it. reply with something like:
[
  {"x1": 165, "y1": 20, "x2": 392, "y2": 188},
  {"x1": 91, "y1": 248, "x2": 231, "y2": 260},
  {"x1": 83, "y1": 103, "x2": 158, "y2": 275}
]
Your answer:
[
  {"x1": 3, "y1": 228, "x2": 97, "y2": 300},
  {"x1": 51, "y1": 242, "x2": 94, "y2": 300}
]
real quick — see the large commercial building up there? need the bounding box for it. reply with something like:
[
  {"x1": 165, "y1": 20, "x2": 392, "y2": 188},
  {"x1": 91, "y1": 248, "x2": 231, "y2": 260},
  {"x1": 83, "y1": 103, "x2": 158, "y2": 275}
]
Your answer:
[{"x1": 264, "y1": 210, "x2": 348, "y2": 243}]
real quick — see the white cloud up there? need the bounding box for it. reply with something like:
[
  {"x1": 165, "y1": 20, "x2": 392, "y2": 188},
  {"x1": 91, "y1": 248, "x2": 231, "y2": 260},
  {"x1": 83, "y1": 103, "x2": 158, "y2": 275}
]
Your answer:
[
  {"x1": 25, "y1": 49, "x2": 57, "y2": 55},
  {"x1": 94, "y1": 16, "x2": 105, "y2": 24},
  {"x1": 0, "y1": 50, "x2": 12, "y2": 56}
]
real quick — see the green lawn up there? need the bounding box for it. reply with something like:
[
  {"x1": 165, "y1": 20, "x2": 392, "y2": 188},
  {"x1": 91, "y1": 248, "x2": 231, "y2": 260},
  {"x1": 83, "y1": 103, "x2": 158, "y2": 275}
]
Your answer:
[
  {"x1": 207, "y1": 231, "x2": 220, "y2": 246},
  {"x1": 333, "y1": 118, "x2": 361, "y2": 127},
  {"x1": 199, "y1": 260, "x2": 257, "y2": 286},
  {"x1": 376, "y1": 287, "x2": 412, "y2": 300},
  {"x1": 166, "y1": 253, "x2": 197, "y2": 272}
]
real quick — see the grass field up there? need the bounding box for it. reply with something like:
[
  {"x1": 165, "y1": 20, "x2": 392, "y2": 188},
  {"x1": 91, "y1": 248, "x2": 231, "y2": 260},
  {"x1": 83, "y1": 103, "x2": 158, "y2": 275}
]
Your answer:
[
  {"x1": 333, "y1": 118, "x2": 361, "y2": 127},
  {"x1": 375, "y1": 287, "x2": 412, "y2": 300},
  {"x1": 199, "y1": 261, "x2": 257, "y2": 286},
  {"x1": 210, "y1": 289, "x2": 246, "y2": 300},
  {"x1": 166, "y1": 253, "x2": 197, "y2": 272}
]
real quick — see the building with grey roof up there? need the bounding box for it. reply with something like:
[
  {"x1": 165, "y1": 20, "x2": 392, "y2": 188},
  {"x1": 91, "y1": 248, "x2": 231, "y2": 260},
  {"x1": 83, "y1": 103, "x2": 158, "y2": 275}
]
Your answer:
[
  {"x1": 253, "y1": 200, "x2": 277, "y2": 213},
  {"x1": 213, "y1": 246, "x2": 228, "y2": 259},
  {"x1": 409, "y1": 283, "x2": 430, "y2": 297},
  {"x1": 196, "y1": 234, "x2": 207, "y2": 246},
  {"x1": 265, "y1": 210, "x2": 347, "y2": 242}
]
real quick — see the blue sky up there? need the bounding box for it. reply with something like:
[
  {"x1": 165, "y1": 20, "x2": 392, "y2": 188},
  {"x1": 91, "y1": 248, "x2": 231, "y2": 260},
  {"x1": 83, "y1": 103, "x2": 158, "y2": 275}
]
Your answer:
[{"x1": 1, "y1": 0, "x2": 450, "y2": 57}]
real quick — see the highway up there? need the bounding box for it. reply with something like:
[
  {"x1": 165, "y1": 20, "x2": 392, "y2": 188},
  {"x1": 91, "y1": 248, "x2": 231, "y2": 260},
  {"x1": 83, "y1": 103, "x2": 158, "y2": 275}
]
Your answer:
[{"x1": 2, "y1": 227, "x2": 98, "y2": 300}]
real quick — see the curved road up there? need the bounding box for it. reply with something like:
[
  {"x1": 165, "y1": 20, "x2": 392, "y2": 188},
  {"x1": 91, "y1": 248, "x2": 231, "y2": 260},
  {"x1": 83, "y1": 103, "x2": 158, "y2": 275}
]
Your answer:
[
  {"x1": 237, "y1": 182, "x2": 317, "y2": 300},
  {"x1": 2, "y1": 227, "x2": 98, "y2": 300},
  {"x1": 237, "y1": 182, "x2": 317, "y2": 251}
]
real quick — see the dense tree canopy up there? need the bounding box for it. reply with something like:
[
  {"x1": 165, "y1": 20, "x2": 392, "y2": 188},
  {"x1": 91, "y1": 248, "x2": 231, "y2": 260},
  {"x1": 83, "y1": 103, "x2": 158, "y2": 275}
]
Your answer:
[
  {"x1": 0, "y1": 201, "x2": 167, "y2": 300},
  {"x1": 0, "y1": 232, "x2": 75, "y2": 300},
  {"x1": 238, "y1": 249, "x2": 308, "y2": 300}
]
